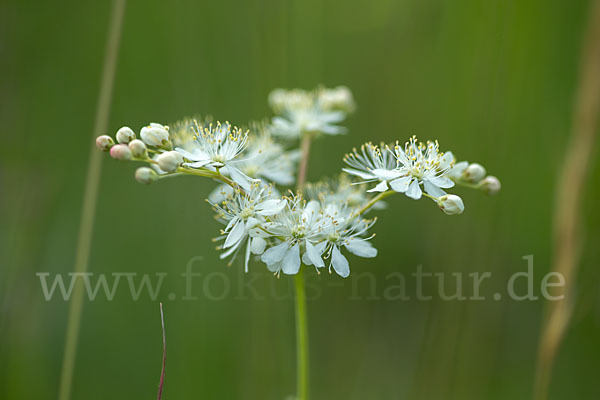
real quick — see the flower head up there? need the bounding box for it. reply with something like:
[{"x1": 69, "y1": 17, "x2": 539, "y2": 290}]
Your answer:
[
  {"x1": 256, "y1": 192, "x2": 377, "y2": 278},
  {"x1": 342, "y1": 142, "x2": 398, "y2": 192},
  {"x1": 269, "y1": 87, "x2": 352, "y2": 138},
  {"x1": 211, "y1": 181, "x2": 286, "y2": 272},
  {"x1": 174, "y1": 120, "x2": 252, "y2": 190},
  {"x1": 389, "y1": 136, "x2": 455, "y2": 199},
  {"x1": 300, "y1": 199, "x2": 377, "y2": 277}
]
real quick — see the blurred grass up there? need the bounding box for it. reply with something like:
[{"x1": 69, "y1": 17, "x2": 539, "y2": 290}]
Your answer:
[{"x1": 1, "y1": 0, "x2": 599, "y2": 399}]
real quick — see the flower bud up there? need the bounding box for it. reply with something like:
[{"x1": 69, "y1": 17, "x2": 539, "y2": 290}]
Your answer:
[
  {"x1": 140, "y1": 123, "x2": 170, "y2": 147},
  {"x1": 437, "y1": 194, "x2": 464, "y2": 215},
  {"x1": 128, "y1": 139, "x2": 147, "y2": 158},
  {"x1": 95, "y1": 135, "x2": 114, "y2": 151},
  {"x1": 463, "y1": 163, "x2": 486, "y2": 183},
  {"x1": 109, "y1": 144, "x2": 132, "y2": 161},
  {"x1": 116, "y1": 126, "x2": 136, "y2": 144},
  {"x1": 135, "y1": 167, "x2": 158, "y2": 184},
  {"x1": 157, "y1": 151, "x2": 183, "y2": 172},
  {"x1": 480, "y1": 175, "x2": 501, "y2": 195}
]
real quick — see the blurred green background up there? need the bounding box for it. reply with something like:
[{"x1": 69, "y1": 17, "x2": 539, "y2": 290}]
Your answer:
[{"x1": 1, "y1": 0, "x2": 599, "y2": 399}]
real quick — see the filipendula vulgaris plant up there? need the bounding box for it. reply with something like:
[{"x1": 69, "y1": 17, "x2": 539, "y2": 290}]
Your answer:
[{"x1": 96, "y1": 86, "x2": 500, "y2": 399}]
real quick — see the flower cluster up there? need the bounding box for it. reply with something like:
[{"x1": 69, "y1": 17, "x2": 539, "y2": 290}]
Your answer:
[
  {"x1": 95, "y1": 86, "x2": 500, "y2": 277},
  {"x1": 269, "y1": 86, "x2": 355, "y2": 138},
  {"x1": 343, "y1": 136, "x2": 500, "y2": 215}
]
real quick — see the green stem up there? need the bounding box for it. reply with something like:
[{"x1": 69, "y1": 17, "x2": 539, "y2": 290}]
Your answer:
[
  {"x1": 294, "y1": 269, "x2": 309, "y2": 400},
  {"x1": 356, "y1": 190, "x2": 395, "y2": 216},
  {"x1": 176, "y1": 166, "x2": 237, "y2": 189},
  {"x1": 293, "y1": 132, "x2": 312, "y2": 399}
]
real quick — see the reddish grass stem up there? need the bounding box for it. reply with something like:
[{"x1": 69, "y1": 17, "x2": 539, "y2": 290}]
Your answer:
[{"x1": 157, "y1": 303, "x2": 167, "y2": 400}]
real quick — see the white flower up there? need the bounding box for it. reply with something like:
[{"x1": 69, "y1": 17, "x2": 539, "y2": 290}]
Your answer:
[
  {"x1": 116, "y1": 126, "x2": 136, "y2": 144},
  {"x1": 268, "y1": 87, "x2": 351, "y2": 138},
  {"x1": 174, "y1": 121, "x2": 252, "y2": 190},
  {"x1": 271, "y1": 108, "x2": 347, "y2": 138},
  {"x1": 436, "y1": 194, "x2": 464, "y2": 215},
  {"x1": 303, "y1": 209, "x2": 377, "y2": 278},
  {"x1": 260, "y1": 197, "x2": 331, "y2": 276},
  {"x1": 258, "y1": 195, "x2": 377, "y2": 278},
  {"x1": 156, "y1": 151, "x2": 183, "y2": 172},
  {"x1": 342, "y1": 142, "x2": 398, "y2": 193},
  {"x1": 212, "y1": 182, "x2": 286, "y2": 272},
  {"x1": 389, "y1": 137, "x2": 455, "y2": 199},
  {"x1": 140, "y1": 123, "x2": 170, "y2": 147}
]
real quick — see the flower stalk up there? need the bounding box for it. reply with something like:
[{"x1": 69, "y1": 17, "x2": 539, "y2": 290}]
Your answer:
[
  {"x1": 294, "y1": 268, "x2": 309, "y2": 400},
  {"x1": 294, "y1": 131, "x2": 312, "y2": 399}
]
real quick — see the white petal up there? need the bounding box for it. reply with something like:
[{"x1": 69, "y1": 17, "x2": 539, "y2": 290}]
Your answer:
[
  {"x1": 224, "y1": 216, "x2": 239, "y2": 232},
  {"x1": 174, "y1": 148, "x2": 196, "y2": 160},
  {"x1": 428, "y1": 176, "x2": 454, "y2": 189},
  {"x1": 331, "y1": 246, "x2": 350, "y2": 278},
  {"x1": 250, "y1": 237, "x2": 267, "y2": 255},
  {"x1": 256, "y1": 199, "x2": 286, "y2": 216},
  {"x1": 261, "y1": 241, "x2": 289, "y2": 265},
  {"x1": 405, "y1": 179, "x2": 422, "y2": 200},
  {"x1": 320, "y1": 111, "x2": 345, "y2": 123},
  {"x1": 186, "y1": 160, "x2": 211, "y2": 168},
  {"x1": 223, "y1": 220, "x2": 245, "y2": 249},
  {"x1": 367, "y1": 180, "x2": 389, "y2": 193},
  {"x1": 315, "y1": 241, "x2": 328, "y2": 253},
  {"x1": 244, "y1": 240, "x2": 251, "y2": 273},
  {"x1": 439, "y1": 151, "x2": 454, "y2": 170},
  {"x1": 318, "y1": 124, "x2": 346, "y2": 135},
  {"x1": 372, "y1": 169, "x2": 402, "y2": 180},
  {"x1": 450, "y1": 161, "x2": 468, "y2": 178},
  {"x1": 302, "y1": 200, "x2": 321, "y2": 223},
  {"x1": 302, "y1": 251, "x2": 313, "y2": 265},
  {"x1": 281, "y1": 243, "x2": 301, "y2": 275},
  {"x1": 266, "y1": 260, "x2": 282, "y2": 273},
  {"x1": 249, "y1": 227, "x2": 270, "y2": 239},
  {"x1": 261, "y1": 170, "x2": 294, "y2": 185},
  {"x1": 423, "y1": 180, "x2": 446, "y2": 198},
  {"x1": 344, "y1": 238, "x2": 377, "y2": 258},
  {"x1": 341, "y1": 168, "x2": 376, "y2": 180},
  {"x1": 305, "y1": 241, "x2": 325, "y2": 268},
  {"x1": 245, "y1": 217, "x2": 260, "y2": 230},
  {"x1": 220, "y1": 237, "x2": 243, "y2": 259},
  {"x1": 389, "y1": 176, "x2": 411, "y2": 193},
  {"x1": 228, "y1": 166, "x2": 252, "y2": 191}
]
